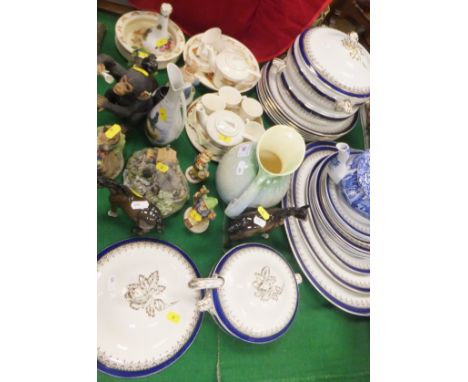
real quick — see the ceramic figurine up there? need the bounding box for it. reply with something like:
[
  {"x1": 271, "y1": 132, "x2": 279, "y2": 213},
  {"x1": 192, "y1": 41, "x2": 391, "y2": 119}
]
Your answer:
[
  {"x1": 327, "y1": 142, "x2": 351, "y2": 184},
  {"x1": 146, "y1": 63, "x2": 187, "y2": 145},
  {"x1": 142, "y1": 3, "x2": 173, "y2": 54},
  {"x1": 97, "y1": 124, "x2": 126, "y2": 179},
  {"x1": 183, "y1": 186, "x2": 218, "y2": 233},
  {"x1": 123, "y1": 147, "x2": 189, "y2": 217},
  {"x1": 185, "y1": 150, "x2": 212, "y2": 184},
  {"x1": 216, "y1": 125, "x2": 305, "y2": 218},
  {"x1": 98, "y1": 176, "x2": 164, "y2": 235},
  {"x1": 226, "y1": 205, "x2": 309, "y2": 242},
  {"x1": 97, "y1": 53, "x2": 158, "y2": 127}
]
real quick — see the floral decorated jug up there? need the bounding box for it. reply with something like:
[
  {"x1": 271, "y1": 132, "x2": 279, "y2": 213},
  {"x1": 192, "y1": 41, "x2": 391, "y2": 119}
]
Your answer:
[
  {"x1": 216, "y1": 125, "x2": 305, "y2": 218},
  {"x1": 146, "y1": 63, "x2": 187, "y2": 145}
]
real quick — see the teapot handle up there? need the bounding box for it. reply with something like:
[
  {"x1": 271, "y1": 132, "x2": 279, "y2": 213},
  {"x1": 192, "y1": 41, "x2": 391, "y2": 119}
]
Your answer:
[{"x1": 224, "y1": 168, "x2": 269, "y2": 218}]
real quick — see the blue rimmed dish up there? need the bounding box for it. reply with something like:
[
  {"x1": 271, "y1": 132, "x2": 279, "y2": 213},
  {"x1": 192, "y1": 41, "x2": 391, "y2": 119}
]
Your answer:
[
  {"x1": 97, "y1": 238, "x2": 203, "y2": 378},
  {"x1": 189, "y1": 243, "x2": 301, "y2": 344},
  {"x1": 282, "y1": 142, "x2": 370, "y2": 316}
]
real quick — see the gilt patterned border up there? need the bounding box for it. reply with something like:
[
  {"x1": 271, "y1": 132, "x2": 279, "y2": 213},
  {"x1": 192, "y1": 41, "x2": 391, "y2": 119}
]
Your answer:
[
  {"x1": 97, "y1": 240, "x2": 201, "y2": 372},
  {"x1": 217, "y1": 247, "x2": 298, "y2": 339},
  {"x1": 300, "y1": 27, "x2": 370, "y2": 96}
]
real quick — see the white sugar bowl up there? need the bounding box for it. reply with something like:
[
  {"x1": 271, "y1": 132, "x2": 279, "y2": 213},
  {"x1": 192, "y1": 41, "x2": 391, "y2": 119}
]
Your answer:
[
  {"x1": 189, "y1": 243, "x2": 302, "y2": 343},
  {"x1": 211, "y1": 50, "x2": 260, "y2": 88}
]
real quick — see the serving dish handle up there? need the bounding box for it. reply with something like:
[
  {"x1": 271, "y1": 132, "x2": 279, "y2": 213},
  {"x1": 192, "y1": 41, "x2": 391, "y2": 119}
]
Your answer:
[{"x1": 189, "y1": 276, "x2": 224, "y2": 290}]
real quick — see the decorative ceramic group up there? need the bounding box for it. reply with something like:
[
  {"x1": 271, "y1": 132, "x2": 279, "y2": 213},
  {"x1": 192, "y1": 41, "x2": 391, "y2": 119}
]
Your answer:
[{"x1": 97, "y1": 7, "x2": 370, "y2": 378}]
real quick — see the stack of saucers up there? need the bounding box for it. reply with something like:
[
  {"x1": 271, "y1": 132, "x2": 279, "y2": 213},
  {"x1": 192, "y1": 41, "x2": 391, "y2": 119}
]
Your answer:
[
  {"x1": 282, "y1": 141, "x2": 370, "y2": 316},
  {"x1": 257, "y1": 27, "x2": 370, "y2": 142}
]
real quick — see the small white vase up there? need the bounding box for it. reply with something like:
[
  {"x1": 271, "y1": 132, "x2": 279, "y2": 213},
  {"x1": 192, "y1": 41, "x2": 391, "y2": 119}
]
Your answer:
[{"x1": 328, "y1": 142, "x2": 351, "y2": 184}]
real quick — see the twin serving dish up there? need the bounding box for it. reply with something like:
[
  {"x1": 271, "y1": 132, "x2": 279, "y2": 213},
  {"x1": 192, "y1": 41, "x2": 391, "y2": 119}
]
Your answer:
[{"x1": 98, "y1": 238, "x2": 301, "y2": 378}]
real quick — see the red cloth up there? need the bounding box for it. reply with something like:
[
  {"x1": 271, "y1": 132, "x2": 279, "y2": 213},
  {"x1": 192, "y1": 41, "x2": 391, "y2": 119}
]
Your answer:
[{"x1": 129, "y1": 0, "x2": 331, "y2": 62}]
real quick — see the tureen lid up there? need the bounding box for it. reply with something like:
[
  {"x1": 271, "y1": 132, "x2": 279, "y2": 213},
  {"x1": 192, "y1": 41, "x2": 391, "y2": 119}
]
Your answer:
[
  {"x1": 211, "y1": 244, "x2": 299, "y2": 343},
  {"x1": 215, "y1": 51, "x2": 250, "y2": 82},
  {"x1": 97, "y1": 238, "x2": 202, "y2": 378},
  {"x1": 206, "y1": 110, "x2": 245, "y2": 147},
  {"x1": 299, "y1": 27, "x2": 370, "y2": 96}
]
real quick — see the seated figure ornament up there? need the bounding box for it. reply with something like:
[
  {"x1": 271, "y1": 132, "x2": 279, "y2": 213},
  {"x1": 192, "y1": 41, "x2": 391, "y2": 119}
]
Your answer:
[{"x1": 97, "y1": 52, "x2": 159, "y2": 128}]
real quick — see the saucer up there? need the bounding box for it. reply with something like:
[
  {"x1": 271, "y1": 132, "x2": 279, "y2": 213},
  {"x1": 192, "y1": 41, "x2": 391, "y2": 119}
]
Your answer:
[
  {"x1": 183, "y1": 33, "x2": 260, "y2": 92},
  {"x1": 97, "y1": 238, "x2": 203, "y2": 378}
]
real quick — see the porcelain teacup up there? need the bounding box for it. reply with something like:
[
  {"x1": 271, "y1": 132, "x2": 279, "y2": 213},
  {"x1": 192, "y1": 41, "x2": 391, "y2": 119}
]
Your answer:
[
  {"x1": 218, "y1": 86, "x2": 242, "y2": 110},
  {"x1": 201, "y1": 93, "x2": 226, "y2": 114}
]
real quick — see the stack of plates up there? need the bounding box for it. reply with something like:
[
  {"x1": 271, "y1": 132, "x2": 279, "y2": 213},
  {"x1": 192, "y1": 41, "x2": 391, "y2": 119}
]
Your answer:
[
  {"x1": 257, "y1": 27, "x2": 370, "y2": 142},
  {"x1": 282, "y1": 142, "x2": 370, "y2": 316}
]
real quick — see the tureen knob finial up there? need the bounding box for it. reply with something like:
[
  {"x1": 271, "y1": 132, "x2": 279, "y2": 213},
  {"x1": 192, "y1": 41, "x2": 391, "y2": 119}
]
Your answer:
[{"x1": 349, "y1": 31, "x2": 359, "y2": 43}]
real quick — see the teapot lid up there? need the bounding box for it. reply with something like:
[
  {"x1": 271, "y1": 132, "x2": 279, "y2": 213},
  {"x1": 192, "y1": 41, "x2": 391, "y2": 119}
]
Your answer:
[
  {"x1": 299, "y1": 27, "x2": 370, "y2": 96},
  {"x1": 215, "y1": 51, "x2": 250, "y2": 82},
  {"x1": 211, "y1": 243, "x2": 299, "y2": 343},
  {"x1": 206, "y1": 110, "x2": 245, "y2": 147}
]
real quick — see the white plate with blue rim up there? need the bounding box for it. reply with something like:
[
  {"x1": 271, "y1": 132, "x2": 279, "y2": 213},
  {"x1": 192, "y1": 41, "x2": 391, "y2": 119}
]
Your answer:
[
  {"x1": 291, "y1": 148, "x2": 370, "y2": 292},
  {"x1": 282, "y1": 142, "x2": 370, "y2": 316},
  {"x1": 306, "y1": 157, "x2": 370, "y2": 273},
  {"x1": 318, "y1": 153, "x2": 370, "y2": 237},
  {"x1": 97, "y1": 238, "x2": 203, "y2": 378},
  {"x1": 308, "y1": 154, "x2": 370, "y2": 250},
  {"x1": 190, "y1": 243, "x2": 302, "y2": 343}
]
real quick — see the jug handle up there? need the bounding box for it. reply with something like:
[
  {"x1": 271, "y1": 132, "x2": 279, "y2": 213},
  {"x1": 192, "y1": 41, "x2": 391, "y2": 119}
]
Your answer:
[
  {"x1": 180, "y1": 88, "x2": 187, "y2": 128},
  {"x1": 224, "y1": 168, "x2": 269, "y2": 218}
]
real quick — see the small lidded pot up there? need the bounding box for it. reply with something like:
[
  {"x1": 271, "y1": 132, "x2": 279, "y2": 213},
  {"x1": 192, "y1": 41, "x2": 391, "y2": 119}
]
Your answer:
[
  {"x1": 212, "y1": 51, "x2": 252, "y2": 87},
  {"x1": 189, "y1": 243, "x2": 302, "y2": 343}
]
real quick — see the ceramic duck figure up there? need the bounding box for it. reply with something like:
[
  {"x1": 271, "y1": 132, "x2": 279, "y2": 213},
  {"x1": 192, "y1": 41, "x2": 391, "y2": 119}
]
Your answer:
[
  {"x1": 328, "y1": 142, "x2": 351, "y2": 184},
  {"x1": 142, "y1": 3, "x2": 173, "y2": 53},
  {"x1": 145, "y1": 63, "x2": 187, "y2": 145}
]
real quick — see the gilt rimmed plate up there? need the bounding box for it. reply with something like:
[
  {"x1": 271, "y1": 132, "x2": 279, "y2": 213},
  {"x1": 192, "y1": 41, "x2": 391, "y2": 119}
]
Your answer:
[
  {"x1": 308, "y1": 155, "x2": 370, "y2": 252},
  {"x1": 183, "y1": 33, "x2": 260, "y2": 93},
  {"x1": 210, "y1": 243, "x2": 300, "y2": 343},
  {"x1": 97, "y1": 238, "x2": 203, "y2": 378},
  {"x1": 317, "y1": 154, "x2": 370, "y2": 238},
  {"x1": 282, "y1": 142, "x2": 370, "y2": 316},
  {"x1": 291, "y1": 151, "x2": 370, "y2": 292},
  {"x1": 258, "y1": 61, "x2": 357, "y2": 141}
]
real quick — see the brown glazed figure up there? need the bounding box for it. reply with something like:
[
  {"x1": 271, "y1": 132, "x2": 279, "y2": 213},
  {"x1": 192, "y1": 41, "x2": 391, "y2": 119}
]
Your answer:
[
  {"x1": 98, "y1": 176, "x2": 164, "y2": 235},
  {"x1": 97, "y1": 52, "x2": 159, "y2": 128}
]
